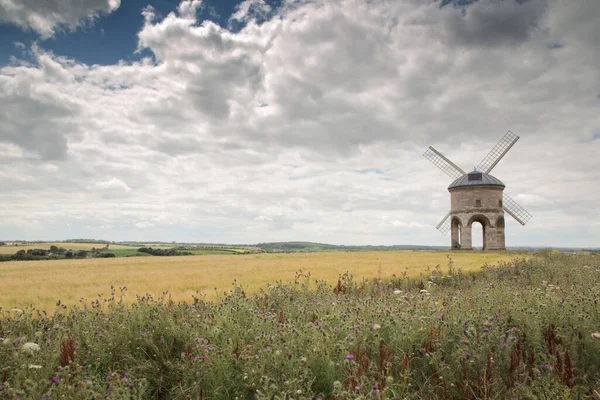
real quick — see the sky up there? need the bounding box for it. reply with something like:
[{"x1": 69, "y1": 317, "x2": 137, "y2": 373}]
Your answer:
[{"x1": 0, "y1": 0, "x2": 599, "y2": 248}]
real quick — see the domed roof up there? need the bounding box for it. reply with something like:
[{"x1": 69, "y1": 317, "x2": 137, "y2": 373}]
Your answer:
[{"x1": 448, "y1": 170, "x2": 505, "y2": 190}]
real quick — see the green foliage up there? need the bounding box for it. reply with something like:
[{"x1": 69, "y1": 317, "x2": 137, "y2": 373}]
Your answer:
[
  {"x1": 137, "y1": 247, "x2": 192, "y2": 257},
  {"x1": 257, "y1": 241, "x2": 446, "y2": 253},
  {"x1": 1, "y1": 253, "x2": 600, "y2": 399}
]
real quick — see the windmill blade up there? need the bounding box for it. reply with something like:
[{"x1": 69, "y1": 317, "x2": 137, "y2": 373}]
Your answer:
[
  {"x1": 503, "y1": 193, "x2": 532, "y2": 226},
  {"x1": 436, "y1": 212, "x2": 451, "y2": 235},
  {"x1": 476, "y1": 130, "x2": 520, "y2": 174},
  {"x1": 423, "y1": 146, "x2": 466, "y2": 180}
]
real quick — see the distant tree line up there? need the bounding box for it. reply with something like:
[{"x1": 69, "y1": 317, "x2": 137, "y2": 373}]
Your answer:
[
  {"x1": 0, "y1": 246, "x2": 115, "y2": 262},
  {"x1": 138, "y1": 247, "x2": 192, "y2": 256}
]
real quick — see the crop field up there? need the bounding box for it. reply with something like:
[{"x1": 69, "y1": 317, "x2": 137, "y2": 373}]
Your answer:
[
  {"x1": 0, "y1": 251, "x2": 516, "y2": 311},
  {"x1": 0, "y1": 242, "x2": 138, "y2": 255},
  {"x1": 1, "y1": 252, "x2": 599, "y2": 399}
]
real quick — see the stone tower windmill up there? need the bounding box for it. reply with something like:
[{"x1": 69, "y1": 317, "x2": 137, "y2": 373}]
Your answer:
[{"x1": 423, "y1": 131, "x2": 532, "y2": 250}]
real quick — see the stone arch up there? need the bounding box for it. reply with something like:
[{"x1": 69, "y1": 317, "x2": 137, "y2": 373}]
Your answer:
[
  {"x1": 496, "y1": 216, "x2": 505, "y2": 228},
  {"x1": 467, "y1": 214, "x2": 491, "y2": 250},
  {"x1": 451, "y1": 216, "x2": 462, "y2": 249},
  {"x1": 467, "y1": 214, "x2": 491, "y2": 228}
]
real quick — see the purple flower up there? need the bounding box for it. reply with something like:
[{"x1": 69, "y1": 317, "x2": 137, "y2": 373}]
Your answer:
[
  {"x1": 346, "y1": 354, "x2": 354, "y2": 360},
  {"x1": 501, "y1": 343, "x2": 507, "y2": 349},
  {"x1": 539, "y1": 364, "x2": 547, "y2": 371},
  {"x1": 51, "y1": 376, "x2": 59, "y2": 384},
  {"x1": 483, "y1": 327, "x2": 490, "y2": 333},
  {"x1": 354, "y1": 385, "x2": 360, "y2": 391},
  {"x1": 465, "y1": 352, "x2": 471, "y2": 360}
]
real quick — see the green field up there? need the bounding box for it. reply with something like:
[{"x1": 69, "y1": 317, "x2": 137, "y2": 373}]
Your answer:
[{"x1": 1, "y1": 252, "x2": 599, "y2": 399}]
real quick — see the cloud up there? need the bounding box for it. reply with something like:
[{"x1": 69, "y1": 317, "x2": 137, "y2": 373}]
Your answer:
[
  {"x1": 229, "y1": 0, "x2": 272, "y2": 27},
  {"x1": 441, "y1": 0, "x2": 548, "y2": 46},
  {"x1": 0, "y1": 0, "x2": 121, "y2": 38},
  {"x1": 0, "y1": 0, "x2": 599, "y2": 246}
]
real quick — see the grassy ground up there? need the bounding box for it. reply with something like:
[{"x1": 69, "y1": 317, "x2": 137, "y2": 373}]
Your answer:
[
  {"x1": 0, "y1": 251, "x2": 517, "y2": 311},
  {"x1": 1, "y1": 252, "x2": 599, "y2": 399},
  {"x1": 0, "y1": 242, "x2": 136, "y2": 255}
]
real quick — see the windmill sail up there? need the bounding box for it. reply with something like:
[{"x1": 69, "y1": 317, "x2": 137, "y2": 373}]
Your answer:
[
  {"x1": 503, "y1": 193, "x2": 532, "y2": 226},
  {"x1": 423, "y1": 146, "x2": 466, "y2": 180},
  {"x1": 436, "y1": 212, "x2": 451, "y2": 235},
  {"x1": 476, "y1": 130, "x2": 519, "y2": 174}
]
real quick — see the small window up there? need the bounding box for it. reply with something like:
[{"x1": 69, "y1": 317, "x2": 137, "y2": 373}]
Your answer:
[
  {"x1": 468, "y1": 172, "x2": 482, "y2": 181},
  {"x1": 475, "y1": 199, "x2": 481, "y2": 207},
  {"x1": 499, "y1": 200, "x2": 503, "y2": 207}
]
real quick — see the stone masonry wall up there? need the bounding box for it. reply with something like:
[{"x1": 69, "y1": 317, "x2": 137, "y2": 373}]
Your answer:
[{"x1": 449, "y1": 186, "x2": 506, "y2": 250}]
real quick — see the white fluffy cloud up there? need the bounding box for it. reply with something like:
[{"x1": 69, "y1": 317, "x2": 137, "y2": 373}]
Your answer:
[
  {"x1": 0, "y1": 0, "x2": 120, "y2": 38},
  {"x1": 0, "y1": 0, "x2": 599, "y2": 247}
]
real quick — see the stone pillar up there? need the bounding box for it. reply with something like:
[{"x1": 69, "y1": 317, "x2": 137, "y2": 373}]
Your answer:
[
  {"x1": 460, "y1": 225, "x2": 473, "y2": 250},
  {"x1": 451, "y1": 219, "x2": 461, "y2": 249}
]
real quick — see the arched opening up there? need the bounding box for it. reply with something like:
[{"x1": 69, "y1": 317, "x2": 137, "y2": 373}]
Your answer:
[
  {"x1": 471, "y1": 221, "x2": 485, "y2": 250},
  {"x1": 451, "y1": 217, "x2": 461, "y2": 249},
  {"x1": 496, "y1": 216, "x2": 505, "y2": 228},
  {"x1": 467, "y1": 215, "x2": 491, "y2": 251}
]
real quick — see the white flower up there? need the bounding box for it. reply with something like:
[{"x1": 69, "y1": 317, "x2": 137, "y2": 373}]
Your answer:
[
  {"x1": 393, "y1": 289, "x2": 402, "y2": 295},
  {"x1": 22, "y1": 342, "x2": 40, "y2": 355},
  {"x1": 28, "y1": 364, "x2": 42, "y2": 369},
  {"x1": 591, "y1": 332, "x2": 600, "y2": 340},
  {"x1": 372, "y1": 324, "x2": 381, "y2": 331},
  {"x1": 11, "y1": 308, "x2": 23, "y2": 314}
]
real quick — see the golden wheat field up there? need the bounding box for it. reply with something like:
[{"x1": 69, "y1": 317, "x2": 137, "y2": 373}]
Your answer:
[{"x1": 0, "y1": 251, "x2": 521, "y2": 311}]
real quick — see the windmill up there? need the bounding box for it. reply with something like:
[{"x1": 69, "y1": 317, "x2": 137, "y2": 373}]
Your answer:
[{"x1": 423, "y1": 130, "x2": 532, "y2": 250}]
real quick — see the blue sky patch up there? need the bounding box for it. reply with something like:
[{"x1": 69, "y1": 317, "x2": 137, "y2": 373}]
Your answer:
[{"x1": 0, "y1": 0, "x2": 282, "y2": 66}]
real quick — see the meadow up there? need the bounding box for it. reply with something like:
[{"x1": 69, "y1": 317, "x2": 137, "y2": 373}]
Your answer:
[
  {"x1": 1, "y1": 251, "x2": 599, "y2": 399},
  {"x1": 0, "y1": 251, "x2": 516, "y2": 311}
]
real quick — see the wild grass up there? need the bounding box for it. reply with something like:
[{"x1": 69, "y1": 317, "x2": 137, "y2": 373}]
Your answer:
[
  {"x1": 0, "y1": 251, "x2": 516, "y2": 311},
  {"x1": 1, "y1": 252, "x2": 599, "y2": 399}
]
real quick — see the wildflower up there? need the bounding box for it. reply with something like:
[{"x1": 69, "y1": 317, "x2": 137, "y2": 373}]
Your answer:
[
  {"x1": 194, "y1": 337, "x2": 204, "y2": 343},
  {"x1": 483, "y1": 327, "x2": 490, "y2": 333},
  {"x1": 539, "y1": 364, "x2": 547, "y2": 371},
  {"x1": 465, "y1": 352, "x2": 471, "y2": 360},
  {"x1": 22, "y1": 342, "x2": 40, "y2": 355},
  {"x1": 301, "y1": 356, "x2": 307, "y2": 363},
  {"x1": 51, "y1": 376, "x2": 59, "y2": 384},
  {"x1": 346, "y1": 354, "x2": 354, "y2": 360},
  {"x1": 354, "y1": 385, "x2": 360, "y2": 391},
  {"x1": 501, "y1": 343, "x2": 507, "y2": 349},
  {"x1": 372, "y1": 324, "x2": 381, "y2": 331},
  {"x1": 28, "y1": 364, "x2": 42, "y2": 369},
  {"x1": 11, "y1": 308, "x2": 23, "y2": 314},
  {"x1": 591, "y1": 332, "x2": 600, "y2": 340},
  {"x1": 393, "y1": 289, "x2": 402, "y2": 295}
]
